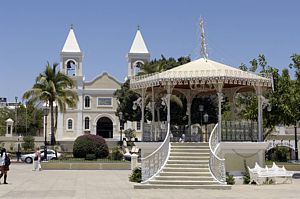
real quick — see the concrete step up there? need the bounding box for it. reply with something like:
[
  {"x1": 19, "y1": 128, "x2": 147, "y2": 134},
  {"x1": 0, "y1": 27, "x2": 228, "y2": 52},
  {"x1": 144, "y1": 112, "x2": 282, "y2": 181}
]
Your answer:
[
  {"x1": 159, "y1": 172, "x2": 212, "y2": 176},
  {"x1": 162, "y1": 167, "x2": 210, "y2": 173},
  {"x1": 134, "y1": 184, "x2": 231, "y2": 190},
  {"x1": 168, "y1": 156, "x2": 210, "y2": 160},
  {"x1": 155, "y1": 176, "x2": 214, "y2": 181},
  {"x1": 165, "y1": 163, "x2": 208, "y2": 168},
  {"x1": 167, "y1": 160, "x2": 209, "y2": 164},
  {"x1": 171, "y1": 145, "x2": 209, "y2": 149},
  {"x1": 170, "y1": 152, "x2": 209, "y2": 156},
  {"x1": 171, "y1": 142, "x2": 209, "y2": 146},
  {"x1": 171, "y1": 149, "x2": 210, "y2": 153},
  {"x1": 149, "y1": 180, "x2": 219, "y2": 185}
]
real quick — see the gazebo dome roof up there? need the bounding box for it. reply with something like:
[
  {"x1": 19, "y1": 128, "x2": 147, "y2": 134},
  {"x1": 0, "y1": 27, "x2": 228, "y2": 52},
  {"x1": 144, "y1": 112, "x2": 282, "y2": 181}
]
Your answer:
[{"x1": 130, "y1": 58, "x2": 272, "y2": 89}]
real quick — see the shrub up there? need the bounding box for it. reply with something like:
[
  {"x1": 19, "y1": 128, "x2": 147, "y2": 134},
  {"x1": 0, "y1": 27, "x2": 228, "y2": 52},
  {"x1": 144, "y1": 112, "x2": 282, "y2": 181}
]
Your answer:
[
  {"x1": 243, "y1": 160, "x2": 250, "y2": 184},
  {"x1": 124, "y1": 128, "x2": 136, "y2": 141},
  {"x1": 22, "y1": 136, "x2": 35, "y2": 151},
  {"x1": 85, "y1": 154, "x2": 96, "y2": 160},
  {"x1": 129, "y1": 167, "x2": 142, "y2": 183},
  {"x1": 110, "y1": 147, "x2": 123, "y2": 160},
  {"x1": 226, "y1": 174, "x2": 235, "y2": 185},
  {"x1": 73, "y1": 134, "x2": 109, "y2": 159}
]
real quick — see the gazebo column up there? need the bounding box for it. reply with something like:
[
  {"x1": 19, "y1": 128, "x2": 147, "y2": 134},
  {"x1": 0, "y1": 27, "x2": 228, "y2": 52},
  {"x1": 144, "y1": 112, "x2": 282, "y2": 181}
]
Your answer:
[
  {"x1": 141, "y1": 88, "x2": 146, "y2": 140},
  {"x1": 186, "y1": 92, "x2": 192, "y2": 138},
  {"x1": 151, "y1": 87, "x2": 155, "y2": 141},
  {"x1": 167, "y1": 86, "x2": 171, "y2": 125},
  {"x1": 256, "y1": 86, "x2": 263, "y2": 142},
  {"x1": 216, "y1": 83, "x2": 224, "y2": 140}
]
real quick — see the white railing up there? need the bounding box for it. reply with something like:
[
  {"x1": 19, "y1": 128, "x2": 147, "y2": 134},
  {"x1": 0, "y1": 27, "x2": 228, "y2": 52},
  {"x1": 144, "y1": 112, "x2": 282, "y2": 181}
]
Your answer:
[
  {"x1": 141, "y1": 123, "x2": 171, "y2": 183},
  {"x1": 208, "y1": 123, "x2": 226, "y2": 184}
]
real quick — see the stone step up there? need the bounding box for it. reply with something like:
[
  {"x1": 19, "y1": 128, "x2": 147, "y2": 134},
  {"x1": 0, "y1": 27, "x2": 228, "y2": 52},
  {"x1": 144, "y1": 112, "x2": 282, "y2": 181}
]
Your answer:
[
  {"x1": 171, "y1": 149, "x2": 210, "y2": 153},
  {"x1": 171, "y1": 145, "x2": 209, "y2": 149},
  {"x1": 159, "y1": 172, "x2": 212, "y2": 176},
  {"x1": 170, "y1": 152, "x2": 209, "y2": 156},
  {"x1": 167, "y1": 160, "x2": 209, "y2": 164},
  {"x1": 171, "y1": 142, "x2": 209, "y2": 146},
  {"x1": 165, "y1": 163, "x2": 208, "y2": 168},
  {"x1": 162, "y1": 167, "x2": 210, "y2": 173},
  {"x1": 155, "y1": 176, "x2": 214, "y2": 181},
  {"x1": 168, "y1": 156, "x2": 210, "y2": 160},
  {"x1": 134, "y1": 184, "x2": 231, "y2": 190},
  {"x1": 149, "y1": 180, "x2": 219, "y2": 185}
]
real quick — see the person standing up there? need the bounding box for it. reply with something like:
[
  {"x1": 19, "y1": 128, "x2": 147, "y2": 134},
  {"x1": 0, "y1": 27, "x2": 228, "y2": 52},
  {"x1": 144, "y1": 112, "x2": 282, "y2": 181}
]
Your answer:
[
  {"x1": 0, "y1": 148, "x2": 9, "y2": 184},
  {"x1": 33, "y1": 147, "x2": 41, "y2": 171}
]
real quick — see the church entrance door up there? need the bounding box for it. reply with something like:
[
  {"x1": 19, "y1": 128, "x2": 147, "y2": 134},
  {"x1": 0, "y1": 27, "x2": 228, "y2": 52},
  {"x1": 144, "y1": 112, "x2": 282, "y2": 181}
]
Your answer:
[{"x1": 96, "y1": 117, "x2": 113, "y2": 138}]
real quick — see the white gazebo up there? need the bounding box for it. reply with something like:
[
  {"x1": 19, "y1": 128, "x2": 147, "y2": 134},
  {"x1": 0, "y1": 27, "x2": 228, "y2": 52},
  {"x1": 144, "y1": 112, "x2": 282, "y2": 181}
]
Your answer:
[
  {"x1": 130, "y1": 57, "x2": 273, "y2": 186},
  {"x1": 130, "y1": 58, "x2": 272, "y2": 141}
]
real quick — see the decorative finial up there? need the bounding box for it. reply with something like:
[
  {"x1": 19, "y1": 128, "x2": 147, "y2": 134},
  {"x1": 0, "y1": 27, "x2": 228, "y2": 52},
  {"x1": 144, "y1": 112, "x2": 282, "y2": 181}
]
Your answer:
[
  {"x1": 137, "y1": 25, "x2": 140, "y2": 30},
  {"x1": 70, "y1": 24, "x2": 74, "y2": 29},
  {"x1": 200, "y1": 17, "x2": 208, "y2": 60}
]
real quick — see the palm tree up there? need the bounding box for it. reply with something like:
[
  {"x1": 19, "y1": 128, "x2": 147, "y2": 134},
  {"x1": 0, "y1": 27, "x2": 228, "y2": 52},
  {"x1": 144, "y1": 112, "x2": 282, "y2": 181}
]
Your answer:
[{"x1": 23, "y1": 62, "x2": 78, "y2": 145}]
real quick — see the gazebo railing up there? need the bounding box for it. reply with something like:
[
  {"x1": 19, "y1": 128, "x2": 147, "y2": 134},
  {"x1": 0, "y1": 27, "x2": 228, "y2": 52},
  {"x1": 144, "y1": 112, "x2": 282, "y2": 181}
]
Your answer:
[
  {"x1": 221, "y1": 121, "x2": 258, "y2": 142},
  {"x1": 141, "y1": 123, "x2": 171, "y2": 183},
  {"x1": 209, "y1": 123, "x2": 226, "y2": 184},
  {"x1": 143, "y1": 122, "x2": 168, "y2": 141}
]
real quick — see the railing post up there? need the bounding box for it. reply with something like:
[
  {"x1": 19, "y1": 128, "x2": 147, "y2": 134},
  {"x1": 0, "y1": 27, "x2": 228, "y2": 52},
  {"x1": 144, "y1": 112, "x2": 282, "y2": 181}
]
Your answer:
[{"x1": 131, "y1": 154, "x2": 139, "y2": 171}]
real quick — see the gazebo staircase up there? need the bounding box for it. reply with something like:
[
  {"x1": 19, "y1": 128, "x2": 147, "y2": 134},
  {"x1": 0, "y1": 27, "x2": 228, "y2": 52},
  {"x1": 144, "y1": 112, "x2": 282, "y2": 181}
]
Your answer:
[{"x1": 135, "y1": 142, "x2": 231, "y2": 189}]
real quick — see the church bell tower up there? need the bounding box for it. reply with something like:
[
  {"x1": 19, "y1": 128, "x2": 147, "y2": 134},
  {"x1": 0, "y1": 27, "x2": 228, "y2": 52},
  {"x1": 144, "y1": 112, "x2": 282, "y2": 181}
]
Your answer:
[
  {"x1": 127, "y1": 27, "x2": 150, "y2": 78},
  {"x1": 60, "y1": 25, "x2": 83, "y2": 84}
]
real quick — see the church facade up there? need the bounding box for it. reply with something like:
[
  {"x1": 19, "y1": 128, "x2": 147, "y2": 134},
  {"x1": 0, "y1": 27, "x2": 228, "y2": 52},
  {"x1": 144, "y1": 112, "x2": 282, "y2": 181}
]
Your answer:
[{"x1": 54, "y1": 27, "x2": 150, "y2": 141}]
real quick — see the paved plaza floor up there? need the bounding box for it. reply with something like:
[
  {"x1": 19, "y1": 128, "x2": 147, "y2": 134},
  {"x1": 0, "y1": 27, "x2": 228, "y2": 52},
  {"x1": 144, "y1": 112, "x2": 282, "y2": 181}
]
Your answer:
[{"x1": 0, "y1": 164, "x2": 300, "y2": 199}]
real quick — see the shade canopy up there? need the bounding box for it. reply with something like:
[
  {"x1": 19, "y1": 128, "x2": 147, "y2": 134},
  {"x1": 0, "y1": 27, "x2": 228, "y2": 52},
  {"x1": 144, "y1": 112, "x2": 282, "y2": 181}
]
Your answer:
[{"x1": 130, "y1": 58, "x2": 272, "y2": 90}]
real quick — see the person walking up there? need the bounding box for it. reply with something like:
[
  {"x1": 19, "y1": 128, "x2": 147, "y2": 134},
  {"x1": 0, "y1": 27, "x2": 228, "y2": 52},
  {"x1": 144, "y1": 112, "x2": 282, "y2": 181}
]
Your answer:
[
  {"x1": 33, "y1": 147, "x2": 42, "y2": 171},
  {"x1": 0, "y1": 148, "x2": 10, "y2": 184}
]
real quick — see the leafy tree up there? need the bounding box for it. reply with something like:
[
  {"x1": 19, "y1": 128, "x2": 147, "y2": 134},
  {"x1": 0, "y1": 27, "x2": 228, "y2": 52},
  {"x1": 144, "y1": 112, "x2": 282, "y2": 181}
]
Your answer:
[
  {"x1": 23, "y1": 63, "x2": 78, "y2": 145},
  {"x1": 114, "y1": 56, "x2": 190, "y2": 124},
  {"x1": 235, "y1": 54, "x2": 300, "y2": 139},
  {"x1": 0, "y1": 102, "x2": 43, "y2": 136}
]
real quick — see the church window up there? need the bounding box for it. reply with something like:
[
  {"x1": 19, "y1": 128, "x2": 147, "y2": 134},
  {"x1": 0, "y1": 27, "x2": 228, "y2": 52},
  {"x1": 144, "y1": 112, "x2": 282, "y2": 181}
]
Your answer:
[
  {"x1": 67, "y1": 119, "x2": 73, "y2": 130},
  {"x1": 66, "y1": 60, "x2": 76, "y2": 76},
  {"x1": 137, "y1": 121, "x2": 141, "y2": 130},
  {"x1": 84, "y1": 117, "x2": 90, "y2": 130},
  {"x1": 84, "y1": 96, "x2": 91, "y2": 108}
]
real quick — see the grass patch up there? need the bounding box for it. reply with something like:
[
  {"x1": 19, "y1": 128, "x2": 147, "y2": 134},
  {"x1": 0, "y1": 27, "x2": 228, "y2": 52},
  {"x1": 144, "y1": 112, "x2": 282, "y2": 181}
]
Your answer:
[{"x1": 49, "y1": 158, "x2": 127, "y2": 163}]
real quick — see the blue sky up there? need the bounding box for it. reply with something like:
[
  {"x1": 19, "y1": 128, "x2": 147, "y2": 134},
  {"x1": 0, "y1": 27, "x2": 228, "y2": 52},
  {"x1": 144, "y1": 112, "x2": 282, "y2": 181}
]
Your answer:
[{"x1": 0, "y1": 0, "x2": 299, "y2": 101}]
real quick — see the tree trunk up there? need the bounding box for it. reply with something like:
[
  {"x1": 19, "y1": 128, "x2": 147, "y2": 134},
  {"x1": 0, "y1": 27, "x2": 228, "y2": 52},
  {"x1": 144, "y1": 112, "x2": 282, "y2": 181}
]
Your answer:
[{"x1": 50, "y1": 100, "x2": 56, "y2": 145}]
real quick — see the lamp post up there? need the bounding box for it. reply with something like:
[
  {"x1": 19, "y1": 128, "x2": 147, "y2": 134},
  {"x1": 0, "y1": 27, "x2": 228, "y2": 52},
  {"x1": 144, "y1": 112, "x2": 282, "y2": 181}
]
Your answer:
[
  {"x1": 295, "y1": 121, "x2": 298, "y2": 161},
  {"x1": 199, "y1": 105, "x2": 204, "y2": 141},
  {"x1": 204, "y1": 113, "x2": 209, "y2": 142},
  {"x1": 15, "y1": 96, "x2": 18, "y2": 136},
  {"x1": 119, "y1": 112, "x2": 124, "y2": 142},
  {"x1": 17, "y1": 135, "x2": 22, "y2": 162},
  {"x1": 43, "y1": 106, "x2": 50, "y2": 161}
]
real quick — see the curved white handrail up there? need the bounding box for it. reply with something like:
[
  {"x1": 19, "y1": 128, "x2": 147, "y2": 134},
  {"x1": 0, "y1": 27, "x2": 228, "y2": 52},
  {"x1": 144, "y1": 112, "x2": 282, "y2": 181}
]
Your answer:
[
  {"x1": 208, "y1": 123, "x2": 226, "y2": 184},
  {"x1": 141, "y1": 123, "x2": 171, "y2": 183}
]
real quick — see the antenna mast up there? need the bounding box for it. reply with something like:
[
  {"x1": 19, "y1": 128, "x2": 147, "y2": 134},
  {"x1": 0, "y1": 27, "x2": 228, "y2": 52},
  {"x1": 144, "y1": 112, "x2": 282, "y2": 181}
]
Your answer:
[{"x1": 200, "y1": 17, "x2": 208, "y2": 59}]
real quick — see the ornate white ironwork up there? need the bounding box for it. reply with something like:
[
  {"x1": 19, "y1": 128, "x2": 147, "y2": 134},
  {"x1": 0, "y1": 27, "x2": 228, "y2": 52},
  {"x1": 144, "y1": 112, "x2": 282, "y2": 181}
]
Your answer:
[
  {"x1": 141, "y1": 123, "x2": 171, "y2": 183},
  {"x1": 130, "y1": 69, "x2": 272, "y2": 90},
  {"x1": 209, "y1": 123, "x2": 226, "y2": 184}
]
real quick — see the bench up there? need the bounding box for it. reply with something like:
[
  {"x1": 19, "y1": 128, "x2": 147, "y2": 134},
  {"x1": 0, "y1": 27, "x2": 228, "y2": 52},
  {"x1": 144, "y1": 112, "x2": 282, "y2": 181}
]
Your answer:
[{"x1": 248, "y1": 162, "x2": 294, "y2": 185}]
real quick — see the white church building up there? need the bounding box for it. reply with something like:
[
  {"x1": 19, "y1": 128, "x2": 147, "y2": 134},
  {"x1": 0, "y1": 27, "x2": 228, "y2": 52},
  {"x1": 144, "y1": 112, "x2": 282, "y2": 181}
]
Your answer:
[{"x1": 54, "y1": 27, "x2": 150, "y2": 141}]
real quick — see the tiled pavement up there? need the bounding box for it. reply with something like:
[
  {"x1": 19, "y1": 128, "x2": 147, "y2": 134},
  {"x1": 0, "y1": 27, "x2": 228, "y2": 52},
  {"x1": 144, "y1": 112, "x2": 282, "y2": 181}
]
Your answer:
[{"x1": 0, "y1": 164, "x2": 299, "y2": 199}]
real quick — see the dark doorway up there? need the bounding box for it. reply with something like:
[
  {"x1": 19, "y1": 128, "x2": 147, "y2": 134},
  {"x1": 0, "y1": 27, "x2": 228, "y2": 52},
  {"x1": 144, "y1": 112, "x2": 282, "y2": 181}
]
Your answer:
[{"x1": 96, "y1": 117, "x2": 113, "y2": 138}]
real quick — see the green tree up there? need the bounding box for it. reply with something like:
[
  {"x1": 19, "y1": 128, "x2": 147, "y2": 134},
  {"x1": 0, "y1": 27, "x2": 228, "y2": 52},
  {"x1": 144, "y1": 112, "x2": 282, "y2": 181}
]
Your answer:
[
  {"x1": 236, "y1": 54, "x2": 300, "y2": 139},
  {"x1": 115, "y1": 56, "x2": 190, "y2": 124},
  {"x1": 23, "y1": 63, "x2": 78, "y2": 145}
]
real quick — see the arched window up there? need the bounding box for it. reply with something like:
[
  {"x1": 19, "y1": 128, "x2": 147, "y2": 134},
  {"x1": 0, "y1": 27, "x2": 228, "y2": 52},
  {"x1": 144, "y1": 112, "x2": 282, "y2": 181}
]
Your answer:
[
  {"x1": 84, "y1": 96, "x2": 91, "y2": 108},
  {"x1": 84, "y1": 117, "x2": 90, "y2": 130},
  {"x1": 67, "y1": 119, "x2": 73, "y2": 130},
  {"x1": 66, "y1": 60, "x2": 76, "y2": 76}
]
